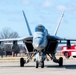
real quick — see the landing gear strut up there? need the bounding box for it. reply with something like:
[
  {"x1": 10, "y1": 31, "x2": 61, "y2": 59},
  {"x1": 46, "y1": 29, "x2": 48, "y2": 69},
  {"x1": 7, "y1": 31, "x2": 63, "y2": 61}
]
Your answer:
[
  {"x1": 35, "y1": 53, "x2": 39, "y2": 68},
  {"x1": 51, "y1": 54, "x2": 63, "y2": 67}
]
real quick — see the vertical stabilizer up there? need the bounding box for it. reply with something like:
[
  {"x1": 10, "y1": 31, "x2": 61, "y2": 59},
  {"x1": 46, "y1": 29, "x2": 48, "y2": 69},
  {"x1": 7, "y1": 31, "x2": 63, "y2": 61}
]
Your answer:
[
  {"x1": 22, "y1": 10, "x2": 32, "y2": 35},
  {"x1": 54, "y1": 11, "x2": 64, "y2": 35}
]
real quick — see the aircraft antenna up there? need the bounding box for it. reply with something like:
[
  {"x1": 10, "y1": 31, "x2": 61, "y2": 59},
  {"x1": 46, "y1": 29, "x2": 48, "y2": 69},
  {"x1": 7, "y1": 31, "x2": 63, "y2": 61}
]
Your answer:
[
  {"x1": 22, "y1": 10, "x2": 32, "y2": 35},
  {"x1": 54, "y1": 11, "x2": 64, "y2": 35}
]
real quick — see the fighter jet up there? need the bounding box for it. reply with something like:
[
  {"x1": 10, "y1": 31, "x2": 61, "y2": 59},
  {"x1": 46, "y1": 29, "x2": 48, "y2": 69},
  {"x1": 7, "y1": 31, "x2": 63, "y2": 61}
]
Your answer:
[{"x1": 0, "y1": 10, "x2": 76, "y2": 68}]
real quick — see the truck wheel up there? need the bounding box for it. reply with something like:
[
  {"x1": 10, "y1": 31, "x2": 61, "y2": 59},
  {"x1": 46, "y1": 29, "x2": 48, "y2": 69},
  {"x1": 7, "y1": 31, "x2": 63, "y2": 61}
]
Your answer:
[{"x1": 64, "y1": 52, "x2": 70, "y2": 58}]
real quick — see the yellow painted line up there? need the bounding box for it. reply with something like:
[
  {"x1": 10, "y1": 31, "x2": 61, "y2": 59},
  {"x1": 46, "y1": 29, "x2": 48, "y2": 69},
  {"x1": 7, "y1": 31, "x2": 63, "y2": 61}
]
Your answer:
[{"x1": 0, "y1": 56, "x2": 75, "y2": 62}]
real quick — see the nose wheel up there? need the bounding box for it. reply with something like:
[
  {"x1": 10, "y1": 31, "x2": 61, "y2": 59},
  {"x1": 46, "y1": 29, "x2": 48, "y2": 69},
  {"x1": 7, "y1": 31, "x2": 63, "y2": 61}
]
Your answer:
[
  {"x1": 35, "y1": 61, "x2": 44, "y2": 68},
  {"x1": 40, "y1": 61, "x2": 44, "y2": 68},
  {"x1": 36, "y1": 61, "x2": 39, "y2": 68}
]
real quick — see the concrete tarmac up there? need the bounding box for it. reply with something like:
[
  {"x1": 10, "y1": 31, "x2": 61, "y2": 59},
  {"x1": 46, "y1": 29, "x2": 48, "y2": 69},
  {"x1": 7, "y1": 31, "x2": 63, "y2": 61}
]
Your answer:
[{"x1": 0, "y1": 59, "x2": 76, "y2": 75}]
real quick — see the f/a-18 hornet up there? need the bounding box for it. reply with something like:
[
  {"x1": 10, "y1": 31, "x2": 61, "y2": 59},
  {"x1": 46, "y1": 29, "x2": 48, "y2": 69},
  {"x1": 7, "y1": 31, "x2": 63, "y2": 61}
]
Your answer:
[{"x1": 0, "y1": 10, "x2": 76, "y2": 68}]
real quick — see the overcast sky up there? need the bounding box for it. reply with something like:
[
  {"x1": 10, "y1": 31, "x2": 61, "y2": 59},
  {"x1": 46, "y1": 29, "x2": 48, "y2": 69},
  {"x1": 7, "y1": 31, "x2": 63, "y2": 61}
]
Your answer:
[{"x1": 0, "y1": 0, "x2": 76, "y2": 38}]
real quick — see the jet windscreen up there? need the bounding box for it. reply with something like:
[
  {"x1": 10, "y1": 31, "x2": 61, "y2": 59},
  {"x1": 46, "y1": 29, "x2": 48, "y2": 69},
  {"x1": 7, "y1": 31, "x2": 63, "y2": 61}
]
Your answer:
[{"x1": 35, "y1": 25, "x2": 45, "y2": 32}]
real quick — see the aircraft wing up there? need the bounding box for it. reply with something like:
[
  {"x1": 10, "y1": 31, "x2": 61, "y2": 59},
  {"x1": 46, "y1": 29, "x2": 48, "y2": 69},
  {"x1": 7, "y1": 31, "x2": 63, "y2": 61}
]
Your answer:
[
  {"x1": 50, "y1": 35, "x2": 76, "y2": 41},
  {"x1": 49, "y1": 35, "x2": 76, "y2": 45},
  {"x1": 58, "y1": 37, "x2": 76, "y2": 41},
  {"x1": 0, "y1": 36, "x2": 33, "y2": 42}
]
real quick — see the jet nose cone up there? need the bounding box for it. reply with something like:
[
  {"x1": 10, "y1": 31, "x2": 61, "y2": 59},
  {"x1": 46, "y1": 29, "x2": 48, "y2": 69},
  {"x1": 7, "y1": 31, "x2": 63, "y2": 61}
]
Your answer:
[
  {"x1": 35, "y1": 44, "x2": 39, "y2": 48},
  {"x1": 33, "y1": 37, "x2": 45, "y2": 50}
]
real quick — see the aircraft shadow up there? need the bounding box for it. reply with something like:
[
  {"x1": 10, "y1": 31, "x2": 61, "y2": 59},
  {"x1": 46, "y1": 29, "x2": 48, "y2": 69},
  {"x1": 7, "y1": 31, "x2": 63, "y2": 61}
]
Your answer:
[
  {"x1": 0, "y1": 65, "x2": 35, "y2": 68},
  {"x1": 1, "y1": 64, "x2": 76, "y2": 69},
  {"x1": 46, "y1": 64, "x2": 76, "y2": 69}
]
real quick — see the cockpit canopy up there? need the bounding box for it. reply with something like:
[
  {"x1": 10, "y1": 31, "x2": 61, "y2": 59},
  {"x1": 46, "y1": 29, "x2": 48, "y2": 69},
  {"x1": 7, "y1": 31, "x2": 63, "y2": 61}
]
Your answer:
[{"x1": 35, "y1": 25, "x2": 45, "y2": 32}]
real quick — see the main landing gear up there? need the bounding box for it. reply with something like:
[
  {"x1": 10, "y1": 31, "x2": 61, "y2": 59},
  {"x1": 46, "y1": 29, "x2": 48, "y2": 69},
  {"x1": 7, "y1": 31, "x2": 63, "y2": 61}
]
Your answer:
[
  {"x1": 20, "y1": 55, "x2": 63, "y2": 68},
  {"x1": 20, "y1": 58, "x2": 25, "y2": 67},
  {"x1": 58, "y1": 57, "x2": 63, "y2": 66},
  {"x1": 51, "y1": 54, "x2": 63, "y2": 67}
]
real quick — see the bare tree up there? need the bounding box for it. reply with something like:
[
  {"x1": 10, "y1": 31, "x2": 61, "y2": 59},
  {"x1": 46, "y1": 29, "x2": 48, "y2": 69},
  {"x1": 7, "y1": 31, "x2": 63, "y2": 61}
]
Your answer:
[
  {"x1": 0, "y1": 27, "x2": 19, "y2": 39},
  {"x1": 0, "y1": 27, "x2": 20, "y2": 56}
]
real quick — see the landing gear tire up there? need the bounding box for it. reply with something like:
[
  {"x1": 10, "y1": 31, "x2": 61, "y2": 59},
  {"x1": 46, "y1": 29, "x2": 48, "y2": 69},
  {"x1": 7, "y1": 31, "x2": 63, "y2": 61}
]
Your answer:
[
  {"x1": 20, "y1": 58, "x2": 25, "y2": 67},
  {"x1": 36, "y1": 61, "x2": 39, "y2": 68},
  {"x1": 59, "y1": 57, "x2": 63, "y2": 67},
  {"x1": 41, "y1": 61, "x2": 44, "y2": 68}
]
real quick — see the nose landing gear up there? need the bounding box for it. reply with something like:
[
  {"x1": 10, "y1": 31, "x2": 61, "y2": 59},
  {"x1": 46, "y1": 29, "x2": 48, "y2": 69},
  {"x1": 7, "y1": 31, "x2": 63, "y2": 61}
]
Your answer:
[
  {"x1": 35, "y1": 52, "x2": 45, "y2": 68},
  {"x1": 40, "y1": 61, "x2": 44, "y2": 68},
  {"x1": 35, "y1": 60, "x2": 44, "y2": 68},
  {"x1": 36, "y1": 61, "x2": 39, "y2": 68}
]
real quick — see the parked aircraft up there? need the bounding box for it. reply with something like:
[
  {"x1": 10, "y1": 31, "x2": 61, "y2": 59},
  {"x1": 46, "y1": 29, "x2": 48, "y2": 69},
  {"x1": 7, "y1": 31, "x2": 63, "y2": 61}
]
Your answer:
[{"x1": 0, "y1": 10, "x2": 76, "y2": 68}]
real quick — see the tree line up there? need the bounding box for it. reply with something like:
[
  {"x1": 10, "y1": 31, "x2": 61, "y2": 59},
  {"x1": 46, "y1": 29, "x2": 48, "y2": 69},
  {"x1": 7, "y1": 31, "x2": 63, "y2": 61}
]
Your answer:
[
  {"x1": 0, "y1": 27, "x2": 19, "y2": 57},
  {"x1": 0, "y1": 27, "x2": 19, "y2": 39}
]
